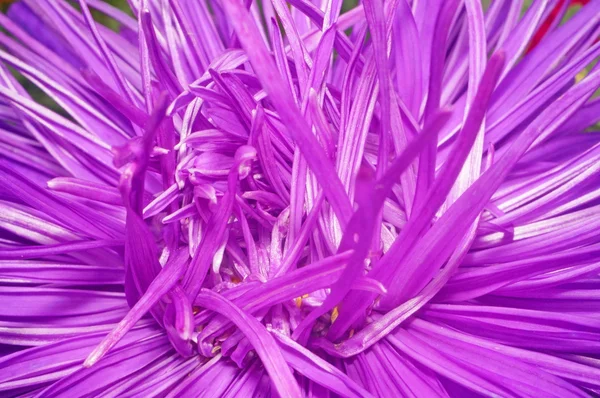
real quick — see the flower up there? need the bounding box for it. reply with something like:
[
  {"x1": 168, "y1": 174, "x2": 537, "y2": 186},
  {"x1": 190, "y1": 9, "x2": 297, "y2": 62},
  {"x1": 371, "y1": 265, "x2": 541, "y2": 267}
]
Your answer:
[{"x1": 0, "y1": 0, "x2": 600, "y2": 396}]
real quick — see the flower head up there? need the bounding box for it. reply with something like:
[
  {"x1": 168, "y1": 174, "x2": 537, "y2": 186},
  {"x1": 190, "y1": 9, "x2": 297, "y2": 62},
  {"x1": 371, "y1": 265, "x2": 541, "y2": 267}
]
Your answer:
[{"x1": 1, "y1": 0, "x2": 600, "y2": 396}]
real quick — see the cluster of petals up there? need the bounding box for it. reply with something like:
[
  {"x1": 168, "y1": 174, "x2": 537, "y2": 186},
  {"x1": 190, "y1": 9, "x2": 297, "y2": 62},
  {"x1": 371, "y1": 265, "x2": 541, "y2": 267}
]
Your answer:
[{"x1": 0, "y1": 0, "x2": 600, "y2": 396}]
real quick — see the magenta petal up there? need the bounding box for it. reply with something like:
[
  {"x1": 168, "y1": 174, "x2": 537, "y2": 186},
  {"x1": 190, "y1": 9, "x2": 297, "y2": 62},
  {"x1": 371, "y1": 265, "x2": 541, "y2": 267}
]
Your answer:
[{"x1": 195, "y1": 289, "x2": 302, "y2": 398}]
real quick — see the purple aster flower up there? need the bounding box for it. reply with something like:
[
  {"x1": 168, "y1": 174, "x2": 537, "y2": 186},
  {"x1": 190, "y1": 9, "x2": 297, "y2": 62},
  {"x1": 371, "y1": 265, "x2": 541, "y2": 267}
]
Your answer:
[{"x1": 1, "y1": 0, "x2": 600, "y2": 396}]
